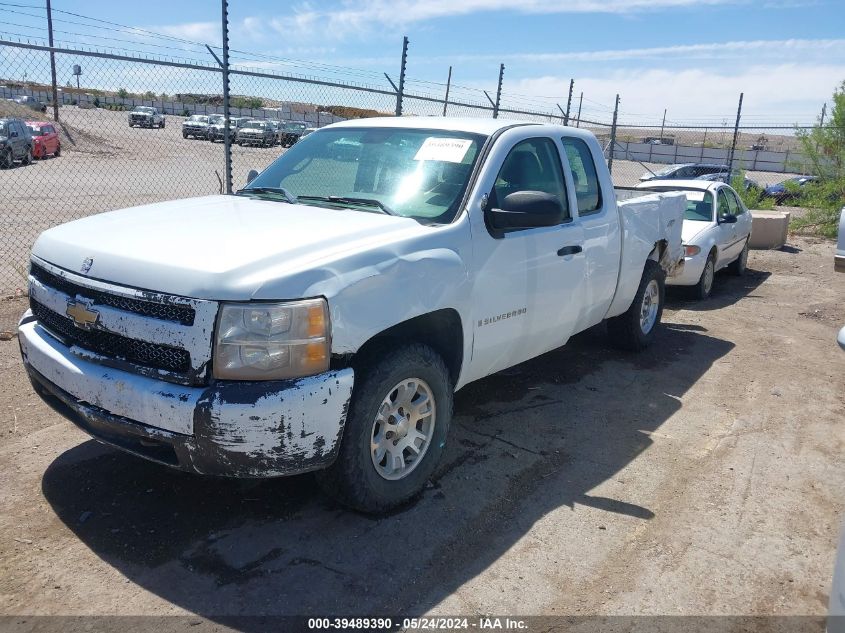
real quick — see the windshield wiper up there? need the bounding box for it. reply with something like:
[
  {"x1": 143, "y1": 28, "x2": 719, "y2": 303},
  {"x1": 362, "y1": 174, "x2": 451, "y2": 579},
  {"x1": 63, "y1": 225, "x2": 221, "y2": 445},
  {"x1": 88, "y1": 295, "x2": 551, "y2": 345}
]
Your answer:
[
  {"x1": 297, "y1": 195, "x2": 396, "y2": 216},
  {"x1": 236, "y1": 186, "x2": 298, "y2": 204}
]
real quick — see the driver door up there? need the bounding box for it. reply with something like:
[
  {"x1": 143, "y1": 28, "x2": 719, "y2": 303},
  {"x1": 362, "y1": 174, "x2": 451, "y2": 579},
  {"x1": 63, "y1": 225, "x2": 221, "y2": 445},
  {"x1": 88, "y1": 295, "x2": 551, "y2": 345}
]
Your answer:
[{"x1": 466, "y1": 133, "x2": 586, "y2": 382}]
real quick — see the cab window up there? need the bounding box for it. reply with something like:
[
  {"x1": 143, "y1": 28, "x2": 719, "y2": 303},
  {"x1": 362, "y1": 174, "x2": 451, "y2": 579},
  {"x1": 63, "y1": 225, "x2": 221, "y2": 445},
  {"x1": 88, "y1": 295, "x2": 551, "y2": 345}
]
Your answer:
[
  {"x1": 561, "y1": 137, "x2": 602, "y2": 215},
  {"x1": 725, "y1": 189, "x2": 740, "y2": 215},
  {"x1": 491, "y1": 137, "x2": 569, "y2": 222}
]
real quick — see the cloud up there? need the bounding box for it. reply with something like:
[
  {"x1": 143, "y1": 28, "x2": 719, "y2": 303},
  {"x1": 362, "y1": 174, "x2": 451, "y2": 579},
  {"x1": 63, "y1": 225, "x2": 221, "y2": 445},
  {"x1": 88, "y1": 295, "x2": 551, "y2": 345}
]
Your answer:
[
  {"x1": 274, "y1": 0, "x2": 738, "y2": 39},
  {"x1": 499, "y1": 64, "x2": 844, "y2": 122},
  {"x1": 154, "y1": 21, "x2": 221, "y2": 46}
]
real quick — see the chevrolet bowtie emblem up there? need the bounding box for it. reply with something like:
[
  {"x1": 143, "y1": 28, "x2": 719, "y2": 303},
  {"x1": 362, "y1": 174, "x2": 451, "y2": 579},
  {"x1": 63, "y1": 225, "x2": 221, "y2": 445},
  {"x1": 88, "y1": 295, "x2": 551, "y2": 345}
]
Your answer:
[{"x1": 66, "y1": 300, "x2": 99, "y2": 330}]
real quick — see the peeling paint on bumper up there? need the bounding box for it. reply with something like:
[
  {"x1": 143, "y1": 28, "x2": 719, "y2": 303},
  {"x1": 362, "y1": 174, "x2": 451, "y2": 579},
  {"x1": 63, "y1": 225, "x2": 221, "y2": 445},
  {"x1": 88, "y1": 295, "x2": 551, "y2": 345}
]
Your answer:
[{"x1": 19, "y1": 312, "x2": 354, "y2": 477}]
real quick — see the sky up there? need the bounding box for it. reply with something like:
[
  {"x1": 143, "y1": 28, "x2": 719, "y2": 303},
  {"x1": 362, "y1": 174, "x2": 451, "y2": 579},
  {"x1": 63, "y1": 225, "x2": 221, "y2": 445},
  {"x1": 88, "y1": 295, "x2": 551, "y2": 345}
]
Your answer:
[{"x1": 1, "y1": 0, "x2": 844, "y2": 125}]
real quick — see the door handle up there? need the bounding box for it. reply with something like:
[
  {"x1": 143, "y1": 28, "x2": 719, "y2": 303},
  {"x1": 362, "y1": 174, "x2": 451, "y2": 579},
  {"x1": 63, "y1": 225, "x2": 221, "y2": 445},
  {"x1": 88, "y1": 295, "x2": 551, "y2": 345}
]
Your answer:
[{"x1": 557, "y1": 245, "x2": 583, "y2": 257}]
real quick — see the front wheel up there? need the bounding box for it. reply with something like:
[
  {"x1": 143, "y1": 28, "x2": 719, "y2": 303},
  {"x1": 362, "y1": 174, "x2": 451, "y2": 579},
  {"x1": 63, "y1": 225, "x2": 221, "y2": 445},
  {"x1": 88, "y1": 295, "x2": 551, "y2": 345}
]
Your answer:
[
  {"x1": 728, "y1": 240, "x2": 748, "y2": 276},
  {"x1": 607, "y1": 259, "x2": 665, "y2": 351},
  {"x1": 0, "y1": 149, "x2": 12, "y2": 169},
  {"x1": 693, "y1": 252, "x2": 716, "y2": 300},
  {"x1": 54, "y1": 143, "x2": 61, "y2": 157},
  {"x1": 316, "y1": 343, "x2": 452, "y2": 514},
  {"x1": 21, "y1": 147, "x2": 32, "y2": 166}
]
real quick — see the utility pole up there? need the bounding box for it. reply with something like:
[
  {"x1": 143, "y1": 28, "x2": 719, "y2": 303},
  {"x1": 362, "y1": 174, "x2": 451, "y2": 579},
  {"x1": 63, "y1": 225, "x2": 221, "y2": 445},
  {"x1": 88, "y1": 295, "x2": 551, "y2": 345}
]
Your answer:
[
  {"x1": 221, "y1": 0, "x2": 232, "y2": 194},
  {"x1": 608, "y1": 94, "x2": 620, "y2": 173},
  {"x1": 395, "y1": 36, "x2": 408, "y2": 117},
  {"x1": 46, "y1": 0, "x2": 59, "y2": 122},
  {"x1": 442, "y1": 66, "x2": 452, "y2": 116},
  {"x1": 575, "y1": 92, "x2": 583, "y2": 127},
  {"x1": 564, "y1": 78, "x2": 574, "y2": 126},
  {"x1": 727, "y1": 93, "x2": 744, "y2": 174},
  {"x1": 659, "y1": 108, "x2": 667, "y2": 140}
]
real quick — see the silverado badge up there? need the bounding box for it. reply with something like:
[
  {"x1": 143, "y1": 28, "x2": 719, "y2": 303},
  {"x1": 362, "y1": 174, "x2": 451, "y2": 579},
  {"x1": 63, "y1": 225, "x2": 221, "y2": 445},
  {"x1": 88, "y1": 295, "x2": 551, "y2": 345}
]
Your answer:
[
  {"x1": 80, "y1": 257, "x2": 93, "y2": 274},
  {"x1": 66, "y1": 300, "x2": 99, "y2": 330}
]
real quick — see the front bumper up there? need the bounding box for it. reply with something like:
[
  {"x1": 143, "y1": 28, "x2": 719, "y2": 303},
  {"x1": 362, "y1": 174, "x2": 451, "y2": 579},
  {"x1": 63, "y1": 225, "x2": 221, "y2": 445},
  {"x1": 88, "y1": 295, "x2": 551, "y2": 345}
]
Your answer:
[
  {"x1": 666, "y1": 253, "x2": 706, "y2": 286},
  {"x1": 18, "y1": 312, "x2": 354, "y2": 477}
]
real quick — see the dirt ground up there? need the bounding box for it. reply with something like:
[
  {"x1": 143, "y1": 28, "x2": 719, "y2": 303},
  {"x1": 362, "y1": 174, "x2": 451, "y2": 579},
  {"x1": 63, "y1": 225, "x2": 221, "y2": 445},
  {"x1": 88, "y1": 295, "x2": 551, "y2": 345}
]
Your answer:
[{"x1": 0, "y1": 235, "x2": 843, "y2": 625}]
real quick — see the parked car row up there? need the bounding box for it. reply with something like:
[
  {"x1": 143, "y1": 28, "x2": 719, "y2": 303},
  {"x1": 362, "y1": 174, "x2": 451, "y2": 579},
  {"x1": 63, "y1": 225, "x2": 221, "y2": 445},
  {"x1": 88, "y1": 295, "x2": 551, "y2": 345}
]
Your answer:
[
  {"x1": 639, "y1": 162, "x2": 826, "y2": 205},
  {"x1": 0, "y1": 117, "x2": 61, "y2": 168},
  {"x1": 181, "y1": 114, "x2": 312, "y2": 147}
]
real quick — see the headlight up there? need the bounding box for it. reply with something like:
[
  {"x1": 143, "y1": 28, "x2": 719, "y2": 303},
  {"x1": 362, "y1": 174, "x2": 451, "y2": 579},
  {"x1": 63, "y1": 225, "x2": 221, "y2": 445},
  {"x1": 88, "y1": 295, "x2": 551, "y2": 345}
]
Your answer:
[
  {"x1": 684, "y1": 245, "x2": 701, "y2": 257},
  {"x1": 213, "y1": 298, "x2": 330, "y2": 380}
]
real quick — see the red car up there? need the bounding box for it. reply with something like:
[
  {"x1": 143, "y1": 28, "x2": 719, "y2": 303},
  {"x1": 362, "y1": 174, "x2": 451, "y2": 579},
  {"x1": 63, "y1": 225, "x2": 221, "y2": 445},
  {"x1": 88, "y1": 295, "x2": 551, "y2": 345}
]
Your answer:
[{"x1": 25, "y1": 121, "x2": 61, "y2": 159}]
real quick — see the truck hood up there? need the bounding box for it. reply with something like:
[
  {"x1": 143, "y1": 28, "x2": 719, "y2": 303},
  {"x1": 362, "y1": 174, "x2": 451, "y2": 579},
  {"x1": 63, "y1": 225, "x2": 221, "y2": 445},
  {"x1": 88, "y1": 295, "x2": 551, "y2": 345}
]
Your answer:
[{"x1": 32, "y1": 195, "x2": 428, "y2": 300}]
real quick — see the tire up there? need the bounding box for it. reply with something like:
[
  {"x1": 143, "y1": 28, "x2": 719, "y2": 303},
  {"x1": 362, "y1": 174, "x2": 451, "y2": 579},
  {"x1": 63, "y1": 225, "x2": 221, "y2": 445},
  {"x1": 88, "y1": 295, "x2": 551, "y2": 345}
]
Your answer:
[
  {"x1": 315, "y1": 343, "x2": 453, "y2": 514},
  {"x1": 161, "y1": 120, "x2": 165, "y2": 128},
  {"x1": 607, "y1": 259, "x2": 665, "y2": 351},
  {"x1": 728, "y1": 240, "x2": 749, "y2": 276},
  {"x1": 182, "y1": 131, "x2": 188, "y2": 139},
  {"x1": 0, "y1": 148, "x2": 12, "y2": 169},
  {"x1": 21, "y1": 147, "x2": 32, "y2": 166},
  {"x1": 54, "y1": 143, "x2": 60, "y2": 157},
  {"x1": 692, "y1": 251, "x2": 716, "y2": 300}
]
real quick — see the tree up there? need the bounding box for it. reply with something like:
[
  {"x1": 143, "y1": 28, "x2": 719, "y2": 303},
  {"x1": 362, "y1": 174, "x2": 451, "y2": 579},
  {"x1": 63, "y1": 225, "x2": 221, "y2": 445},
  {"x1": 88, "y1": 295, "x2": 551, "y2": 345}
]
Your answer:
[
  {"x1": 117, "y1": 87, "x2": 128, "y2": 99},
  {"x1": 792, "y1": 80, "x2": 845, "y2": 238}
]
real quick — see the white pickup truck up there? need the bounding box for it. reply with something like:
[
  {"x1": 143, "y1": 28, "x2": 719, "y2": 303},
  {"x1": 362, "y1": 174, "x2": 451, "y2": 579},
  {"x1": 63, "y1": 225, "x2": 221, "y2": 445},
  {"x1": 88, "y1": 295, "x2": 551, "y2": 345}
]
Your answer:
[{"x1": 18, "y1": 118, "x2": 685, "y2": 512}]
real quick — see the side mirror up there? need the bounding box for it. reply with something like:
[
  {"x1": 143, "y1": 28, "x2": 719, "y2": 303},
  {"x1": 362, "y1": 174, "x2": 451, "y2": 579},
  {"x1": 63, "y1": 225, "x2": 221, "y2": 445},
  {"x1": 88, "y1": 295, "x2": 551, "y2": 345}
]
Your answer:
[
  {"x1": 487, "y1": 191, "x2": 564, "y2": 231},
  {"x1": 719, "y1": 213, "x2": 738, "y2": 224},
  {"x1": 246, "y1": 169, "x2": 259, "y2": 184}
]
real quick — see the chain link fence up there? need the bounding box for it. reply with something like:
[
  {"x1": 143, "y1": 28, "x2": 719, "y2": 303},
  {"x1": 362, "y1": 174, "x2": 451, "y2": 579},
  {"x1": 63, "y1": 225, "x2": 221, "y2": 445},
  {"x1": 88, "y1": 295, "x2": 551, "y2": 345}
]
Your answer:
[{"x1": 0, "y1": 38, "x2": 820, "y2": 333}]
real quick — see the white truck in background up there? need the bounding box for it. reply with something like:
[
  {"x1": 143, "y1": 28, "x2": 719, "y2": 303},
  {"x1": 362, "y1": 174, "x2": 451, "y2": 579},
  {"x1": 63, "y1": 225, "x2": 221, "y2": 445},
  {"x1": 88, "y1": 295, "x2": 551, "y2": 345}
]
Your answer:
[{"x1": 19, "y1": 118, "x2": 685, "y2": 513}]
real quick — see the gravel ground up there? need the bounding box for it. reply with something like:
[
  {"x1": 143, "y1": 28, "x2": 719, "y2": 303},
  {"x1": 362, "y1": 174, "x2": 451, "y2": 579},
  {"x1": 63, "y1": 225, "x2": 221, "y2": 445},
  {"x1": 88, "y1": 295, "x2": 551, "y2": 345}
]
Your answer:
[{"x1": 0, "y1": 235, "x2": 842, "y2": 624}]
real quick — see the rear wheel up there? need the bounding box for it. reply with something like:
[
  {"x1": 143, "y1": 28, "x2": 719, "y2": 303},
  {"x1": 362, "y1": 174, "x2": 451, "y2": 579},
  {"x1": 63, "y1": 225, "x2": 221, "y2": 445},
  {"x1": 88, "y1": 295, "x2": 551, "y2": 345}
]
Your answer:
[
  {"x1": 729, "y1": 240, "x2": 749, "y2": 276},
  {"x1": 54, "y1": 143, "x2": 61, "y2": 157},
  {"x1": 607, "y1": 259, "x2": 665, "y2": 351},
  {"x1": 0, "y1": 148, "x2": 12, "y2": 169},
  {"x1": 693, "y1": 251, "x2": 716, "y2": 300},
  {"x1": 21, "y1": 147, "x2": 32, "y2": 166},
  {"x1": 316, "y1": 343, "x2": 452, "y2": 514}
]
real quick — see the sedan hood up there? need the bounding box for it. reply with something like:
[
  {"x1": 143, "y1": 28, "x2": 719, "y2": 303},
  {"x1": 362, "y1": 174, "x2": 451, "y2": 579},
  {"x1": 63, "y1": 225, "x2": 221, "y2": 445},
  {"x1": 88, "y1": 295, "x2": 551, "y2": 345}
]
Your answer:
[
  {"x1": 681, "y1": 220, "x2": 712, "y2": 244},
  {"x1": 33, "y1": 195, "x2": 427, "y2": 300}
]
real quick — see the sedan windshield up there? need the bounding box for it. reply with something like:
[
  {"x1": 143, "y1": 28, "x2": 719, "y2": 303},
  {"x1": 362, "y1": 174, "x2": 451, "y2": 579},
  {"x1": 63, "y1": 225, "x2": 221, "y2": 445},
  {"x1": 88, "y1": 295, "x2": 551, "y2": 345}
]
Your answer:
[
  {"x1": 244, "y1": 127, "x2": 486, "y2": 223},
  {"x1": 682, "y1": 190, "x2": 714, "y2": 222},
  {"x1": 26, "y1": 125, "x2": 44, "y2": 135}
]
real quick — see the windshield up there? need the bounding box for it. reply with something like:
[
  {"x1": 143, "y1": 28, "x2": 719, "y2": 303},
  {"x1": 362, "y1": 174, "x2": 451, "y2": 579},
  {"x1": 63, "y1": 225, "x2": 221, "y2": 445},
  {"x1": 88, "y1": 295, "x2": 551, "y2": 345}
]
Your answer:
[
  {"x1": 244, "y1": 121, "x2": 266, "y2": 129},
  {"x1": 0, "y1": 121, "x2": 6, "y2": 135},
  {"x1": 134, "y1": 107, "x2": 155, "y2": 114},
  {"x1": 284, "y1": 123, "x2": 306, "y2": 131},
  {"x1": 188, "y1": 115, "x2": 208, "y2": 122},
  {"x1": 654, "y1": 164, "x2": 681, "y2": 176},
  {"x1": 245, "y1": 127, "x2": 486, "y2": 223},
  {"x1": 26, "y1": 125, "x2": 44, "y2": 135},
  {"x1": 682, "y1": 190, "x2": 713, "y2": 221},
  {"x1": 209, "y1": 115, "x2": 224, "y2": 124}
]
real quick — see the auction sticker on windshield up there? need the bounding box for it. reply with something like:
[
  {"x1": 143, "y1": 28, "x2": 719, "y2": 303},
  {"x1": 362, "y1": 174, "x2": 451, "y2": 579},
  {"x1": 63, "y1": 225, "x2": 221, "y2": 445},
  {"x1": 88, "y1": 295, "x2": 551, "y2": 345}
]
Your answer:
[{"x1": 414, "y1": 137, "x2": 474, "y2": 163}]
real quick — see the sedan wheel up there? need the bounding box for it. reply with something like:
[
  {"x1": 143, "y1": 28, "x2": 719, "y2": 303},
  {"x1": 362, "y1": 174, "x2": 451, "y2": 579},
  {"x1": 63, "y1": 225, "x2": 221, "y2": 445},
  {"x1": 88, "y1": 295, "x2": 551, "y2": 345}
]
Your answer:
[
  {"x1": 693, "y1": 253, "x2": 716, "y2": 300},
  {"x1": 729, "y1": 240, "x2": 749, "y2": 276}
]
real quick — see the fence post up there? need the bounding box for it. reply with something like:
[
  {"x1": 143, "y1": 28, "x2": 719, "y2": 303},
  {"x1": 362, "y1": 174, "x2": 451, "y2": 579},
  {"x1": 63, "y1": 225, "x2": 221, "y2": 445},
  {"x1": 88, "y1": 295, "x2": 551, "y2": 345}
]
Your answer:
[
  {"x1": 607, "y1": 94, "x2": 620, "y2": 174},
  {"x1": 395, "y1": 36, "x2": 408, "y2": 117},
  {"x1": 575, "y1": 92, "x2": 583, "y2": 127},
  {"x1": 700, "y1": 128, "x2": 707, "y2": 161},
  {"x1": 442, "y1": 66, "x2": 452, "y2": 117},
  {"x1": 493, "y1": 63, "x2": 504, "y2": 119},
  {"x1": 46, "y1": 0, "x2": 59, "y2": 122},
  {"x1": 221, "y1": 0, "x2": 232, "y2": 194},
  {"x1": 727, "y1": 92, "x2": 743, "y2": 174},
  {"x1": 564, "y1": 78, "x2": 574, "y2": 126}
]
